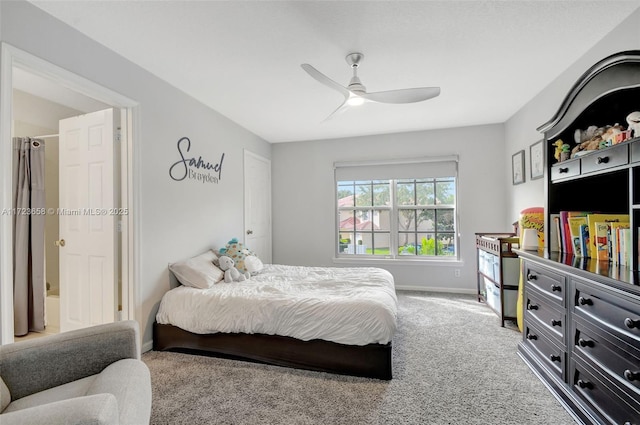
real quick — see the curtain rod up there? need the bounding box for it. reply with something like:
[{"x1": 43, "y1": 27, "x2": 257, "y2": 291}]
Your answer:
[{"x1": 32, "y1": 134, "x2": 59, "y2": 139}]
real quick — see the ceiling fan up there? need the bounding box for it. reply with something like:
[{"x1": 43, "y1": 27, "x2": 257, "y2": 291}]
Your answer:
[{"x1": 301, "y1": 52, "x2": 440, "y2": 120}]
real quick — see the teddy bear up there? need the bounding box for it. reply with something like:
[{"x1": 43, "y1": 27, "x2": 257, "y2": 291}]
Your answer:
[
  {"x1": 216, "y1": 255, "x2": 250, "y2": 283},
  {"x1": 571, "y1": 125, "x2": 608, "y2": 157},
  {"x1": 219, "y1": 238, "x2": 264, "y2": 276}
]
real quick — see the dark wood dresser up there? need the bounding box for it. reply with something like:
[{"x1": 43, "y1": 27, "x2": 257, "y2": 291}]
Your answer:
[
  {"x1": 516, "y1": 251, "x2": 640, "y2": 424},
  {"x1": 516, "y1": 51, "x2": 640, "y2": 424}
]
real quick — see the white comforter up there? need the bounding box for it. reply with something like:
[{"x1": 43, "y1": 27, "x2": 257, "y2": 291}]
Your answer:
[{"x1": 156, "y1": 264, "x2": 397, "y2": 345}]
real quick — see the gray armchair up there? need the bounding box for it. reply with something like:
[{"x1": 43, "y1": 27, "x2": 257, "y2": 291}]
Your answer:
[{"x1": 0, "y1": 320, "x2": 151, "y2": 425}]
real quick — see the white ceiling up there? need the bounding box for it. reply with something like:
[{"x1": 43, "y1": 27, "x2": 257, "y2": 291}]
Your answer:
[{"x1": 30, "y1": 1, "x2": 640, "y2": 143}]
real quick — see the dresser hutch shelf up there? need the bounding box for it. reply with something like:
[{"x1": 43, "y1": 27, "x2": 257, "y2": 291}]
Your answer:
[{"x1": 516, "y1": 51, "x2": 640, "y2": 425}]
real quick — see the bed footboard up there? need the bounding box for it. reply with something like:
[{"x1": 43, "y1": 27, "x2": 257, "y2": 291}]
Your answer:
[{"x1": 153, "y1": 322, "x2": 392, "y2": 380}]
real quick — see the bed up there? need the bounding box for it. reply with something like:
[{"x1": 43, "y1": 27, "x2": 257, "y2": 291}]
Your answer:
[{"x1": 153, "y1": 261, "x2": 398, "y2": 380}]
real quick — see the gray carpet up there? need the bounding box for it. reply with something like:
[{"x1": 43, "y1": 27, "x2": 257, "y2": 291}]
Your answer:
[{"x1": 143, "y1": 291, "x2": 576, "y2": 424}]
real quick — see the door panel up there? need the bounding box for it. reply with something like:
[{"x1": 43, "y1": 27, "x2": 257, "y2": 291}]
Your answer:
[
  {"x1": 244, "y1": 151, "x2": 272, "y2": 263},
  {"x1": 59, "y1": 108, "x2": 117, "y2": 332}
]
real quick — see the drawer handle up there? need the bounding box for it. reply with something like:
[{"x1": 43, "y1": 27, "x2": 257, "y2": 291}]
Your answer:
[
  {"x1": 559, "y1": 167, "x2": 569, "y2": 173},
  {"x1": 527, "y1": 303, "x2": 539, "y2": 311},
  {"x1": 578, "y1": 296, "x2": 593, "y2": 306},
  {"x1": 624, "y1": 369, "x2": 640, "y2": 381},
  {"x1": 624, "y1": 318, "x2": 640, "y2": 329},
  {"x1": 551, "y1": 319, "x2": 562, "y2": 327},
  {"x1": 549, "y1": 354, "x2": 561, "y2": 363},
  {"x1": 577, "y1": 379, "x2": 593, "y2": 389},
  {"x1": 526, "y1": 333, "x2": 538, "y2": 341},
  {"x1": 527, "y1": 273, "x2": 537, "y2": 281},
  {"x1": 551, "y1": 284, "x2": 561, "y2": 292},
  {"x1": 596, "y1": 156, "x2": 609, "y2": 164},
  {"x1": 578, "y1": 338, "x2": 594, "y2": 348}
]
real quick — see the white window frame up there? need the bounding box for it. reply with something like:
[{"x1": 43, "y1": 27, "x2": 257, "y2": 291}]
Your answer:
[{"x1": 334, "y1": 156, "x2": 459, "y2": 262}]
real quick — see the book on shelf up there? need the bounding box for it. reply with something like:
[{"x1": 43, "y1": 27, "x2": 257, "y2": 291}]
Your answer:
[
  {"x1": 586, "y1": 213, "x2": 629, "y2": 258},
  {"x1": 568, "y1": 216, "x2": 588, "y2": 257},
  {"x1": 549, "y1": 213, "x2": 561, "y2": 252},
  {"x1": 579, "y1": 224, "x2": 589, "y2": 260},
  {"x1": 637, "y1": 228, "x2": 640, "y2": 268},
  {"x1": 622, "y1": 227, "x2": 632, "y2": 267},
  {"x1": 557, "y1": 211, "x2": 590, "y2": 254},
  {"x1": 610, "y1": 222, "x2": 630, "y2": 264},
  {"x1": 559, "y1": 211, "x2": 572, "y2": 255},
  {"x1": 594, "y1": 222, "x2": 611, "y2": 261}
]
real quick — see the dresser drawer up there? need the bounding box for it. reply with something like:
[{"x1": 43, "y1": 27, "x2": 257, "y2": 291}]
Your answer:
[
  {"x1": 573, "y1": 279, "x2": 640, "y2": 347},
  {"x1": 571, "y1": 358, "x2": 640, "y2": 425},
  {"x1": 573, "y1": 316, "x2": 640, "y2": 395},
  {"x1": 524, "y1": 323, "x2": 565, "y2": 381},
  {"x1": 526, "y1": 288, "x2": 565, "y2": 346},
  {"x1": 524, "y1": 261, "x2": 566, "y2": 307},
  {"x1": 551, "y1": 160, "x2": 580, "y2": 181},
  {"x1": 580, "y1": 143, "x2": 629, "y2": 174}
]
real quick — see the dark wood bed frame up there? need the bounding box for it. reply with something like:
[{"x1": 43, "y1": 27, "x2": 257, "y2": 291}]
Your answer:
[{"x1": 153, "y1": 322, "x2": 392, "y2": 380}]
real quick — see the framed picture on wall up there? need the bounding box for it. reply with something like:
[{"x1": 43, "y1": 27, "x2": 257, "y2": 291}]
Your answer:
[
  {"x1": 512, "y1": 150, "x2": 525, "y2": 185},
  {"x1": 530, "y1": 140, "x2": 544, "y2": 180}
]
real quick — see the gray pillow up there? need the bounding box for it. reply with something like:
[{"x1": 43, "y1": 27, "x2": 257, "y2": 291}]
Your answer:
[{"x1": 169, "y1": 249, "x2": 224, "y2": 289}]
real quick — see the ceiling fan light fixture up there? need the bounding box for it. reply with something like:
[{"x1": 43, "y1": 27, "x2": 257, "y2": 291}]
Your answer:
[{"x1": 347, "y1": 96, "x2": 365, "y2": 106}]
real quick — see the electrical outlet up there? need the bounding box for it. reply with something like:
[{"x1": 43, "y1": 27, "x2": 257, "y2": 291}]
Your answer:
[{"x1": 454, "y1": 269, "x2": 461, "y2": 278}]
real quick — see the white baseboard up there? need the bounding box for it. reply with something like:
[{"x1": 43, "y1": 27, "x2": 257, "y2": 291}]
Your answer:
[
  {"x1": 395, "y1": 285, "x2": 476, "y2": 295},
  {"x1": 142, "y1": 339, "x2": 153, "y2": 353}
]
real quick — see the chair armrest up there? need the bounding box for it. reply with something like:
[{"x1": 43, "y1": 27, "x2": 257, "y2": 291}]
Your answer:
[
  {"x1": 0, "y1": 321, "x2": 140, "y2": 400},
  {"x1": 1, "y1": 393, "x2": 118, "y2": 425}
]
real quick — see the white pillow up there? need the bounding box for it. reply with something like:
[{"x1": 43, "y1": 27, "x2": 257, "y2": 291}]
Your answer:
[{"x1": 169, "y1": 250, "x2": 224, "y2": 289}]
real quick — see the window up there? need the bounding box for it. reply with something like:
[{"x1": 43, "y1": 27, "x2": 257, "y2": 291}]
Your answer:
[{"x1": 335, "y1": 157, "x2": 458, "y2": 259}]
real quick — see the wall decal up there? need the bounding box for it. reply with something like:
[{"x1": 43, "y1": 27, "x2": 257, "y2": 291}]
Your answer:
[{"x1": 169, "y1": 137, "x2": 225, "y2": 184}]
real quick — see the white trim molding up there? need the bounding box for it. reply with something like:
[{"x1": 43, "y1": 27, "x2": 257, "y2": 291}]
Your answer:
[{"x1": 0, "y1": 43, "x2": 141, "y2": 344}]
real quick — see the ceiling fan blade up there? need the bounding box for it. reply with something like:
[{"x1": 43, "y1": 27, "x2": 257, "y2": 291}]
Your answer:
[
  {"x1": 322, "y1": 100, "x2": 351, "y2": 122},
  {"x1": 362, "y1": 87, "x2": 441, "y2": 104},
  {"x1": 301, "y1": 64, "x2": 351, "y2": 98}
]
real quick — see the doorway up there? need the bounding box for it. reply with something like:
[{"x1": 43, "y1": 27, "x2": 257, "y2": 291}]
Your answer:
[
  {"x1": 244, "y1": 150, "x2": 272, "y2": 263},
  {"x1": 0, "y1": 44, "x2": 140, "y2": 344},
  {"x1": 13, "y1": 88, "x2": 118, "y2": 337}
]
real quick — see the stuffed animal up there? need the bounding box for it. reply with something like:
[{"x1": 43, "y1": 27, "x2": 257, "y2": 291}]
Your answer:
[
  {"x1": 571, "y1": 125, "x2": 608, "y2": 157},
  {"x1": 244, "y1": 255, "x2": 264, "y2": 275},
  {"x1": 574, "y1": 125, "x2": 598, "y2": 145},
  {"x1": 627, "y1": 111, "x2": 640, "y2": 138},
  {"x1": 601, "y1": 123, "x2": 624, "y2": 146},
  {"x1": 216, "y1": 255, "x2": 250, "y2": 283},
  {"x1": 219, "y1": 238, "x2": 264, "y2": 275},
  {"x1": 553, "y1": 140, "x2": 564, "y2": 162},
  {"x1": 560, "y1": 143, "x2": 571, "y2": 161}
]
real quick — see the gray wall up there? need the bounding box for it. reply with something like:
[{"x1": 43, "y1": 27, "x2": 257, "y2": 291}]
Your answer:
[
  {"x1": 505, "y1": 9, "x2": 640, "y2": 224},
  {"x1": 3, "y1": 0, "x2": 639, "y2": 346},
  {"x1": 1, "y1": 0, "x2": 271, "y2": 348},
  {"x1": 271, "y1": 124, "x2": 507, "y2": 292}
]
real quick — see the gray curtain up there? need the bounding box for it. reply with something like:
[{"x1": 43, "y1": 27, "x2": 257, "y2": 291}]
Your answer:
[{"x1": 13, "y1": 137, "x2": 46, "y2": 336}]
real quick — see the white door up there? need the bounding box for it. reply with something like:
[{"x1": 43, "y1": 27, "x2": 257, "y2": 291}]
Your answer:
[
  {"x1": 59, "y1": 108, "x2": 117, "y2": 332},
  {"x1": 244, "y1": 150, "x2": 272, "y2": 263}
]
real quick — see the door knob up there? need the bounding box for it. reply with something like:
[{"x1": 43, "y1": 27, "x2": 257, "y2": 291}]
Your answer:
[
  {"x1": 54, "y1": 239, "x2": 65, "y2": 247},
  {"x1": 246, "y1": 230, "x2": 253, "y2": 235}
]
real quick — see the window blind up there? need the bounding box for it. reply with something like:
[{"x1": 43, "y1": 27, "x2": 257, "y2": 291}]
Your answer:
[{"x1": 334, "y1": 156, "x2": 458, "y2": 181}]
